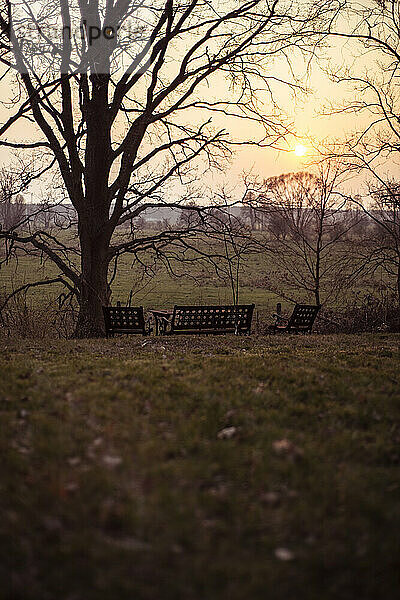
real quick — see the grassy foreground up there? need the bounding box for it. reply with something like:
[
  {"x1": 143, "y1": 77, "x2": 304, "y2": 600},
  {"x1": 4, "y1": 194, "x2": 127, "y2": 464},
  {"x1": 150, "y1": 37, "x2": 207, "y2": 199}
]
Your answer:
[{"x1": 1, "y1": 333, "x2": 399, "y2": 600}]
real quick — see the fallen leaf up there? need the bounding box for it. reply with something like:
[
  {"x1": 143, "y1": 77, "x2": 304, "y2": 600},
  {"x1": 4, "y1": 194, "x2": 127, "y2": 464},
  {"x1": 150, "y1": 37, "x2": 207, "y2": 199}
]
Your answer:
[
  {"x1": 272, "y1": 438, "x2": 303, "y2": 459},
  {"x1": 217, "y1": 426, "x2": 237, "y2": 440},
  {"x1": 208, "y1": 483, "x2": 228, "y2": 498},
  {"x1": 287, "y1": 489, "x2": 299, "y2": 499},
  {"x1": 42, "y1": 516, "x2": 62, "y2": 533},
  {"x1": 260, "y1": 491, "x2": 281, "y2": 507},
  {"x1": 224, "y1": 409, "x2": 236, "y2": 420},
  {"x1": 64, "y1": 482, "x2": 79, "y2": 493},
  {"x1": 103, "y1": 455, "x2": 122, "y2": 467},
  {"x1": 275, "y1": 547, "x2": 295, "y2": 561},
  {"x1": 254, "y1": 383, "x2": 266, "y2": 394}
]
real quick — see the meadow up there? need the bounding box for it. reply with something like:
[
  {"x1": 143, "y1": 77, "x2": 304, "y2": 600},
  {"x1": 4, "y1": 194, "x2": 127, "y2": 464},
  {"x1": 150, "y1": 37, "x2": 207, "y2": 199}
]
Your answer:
[
  {"x1": 0, "y1": 233, "x2": 277, "y2": 308},
  {"x1": 1, "y1": 333, "x2": 399, "y2": 599},
  {"x1": 0, "y1": 228, "x2": 387, "y2": 336}
]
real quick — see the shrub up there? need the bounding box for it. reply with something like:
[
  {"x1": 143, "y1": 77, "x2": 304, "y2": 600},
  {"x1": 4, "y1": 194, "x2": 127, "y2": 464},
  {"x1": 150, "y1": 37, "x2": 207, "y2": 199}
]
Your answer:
[{"x1": 0, "y1": 292, "x2": 76, "y2": 339}]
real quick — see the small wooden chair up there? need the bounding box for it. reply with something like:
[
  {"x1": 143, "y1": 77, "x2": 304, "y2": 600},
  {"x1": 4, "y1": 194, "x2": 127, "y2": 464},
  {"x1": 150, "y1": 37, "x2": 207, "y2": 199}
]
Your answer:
[{"x1": 270, "y1": 303, "x2": 320, "y2": 334}]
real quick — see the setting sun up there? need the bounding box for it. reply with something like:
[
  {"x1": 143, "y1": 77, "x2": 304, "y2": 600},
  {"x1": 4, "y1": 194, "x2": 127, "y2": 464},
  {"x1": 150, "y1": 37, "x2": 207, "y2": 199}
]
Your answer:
[{"x1": 294, "y1": 144, "x2": 307, "y2": 157}]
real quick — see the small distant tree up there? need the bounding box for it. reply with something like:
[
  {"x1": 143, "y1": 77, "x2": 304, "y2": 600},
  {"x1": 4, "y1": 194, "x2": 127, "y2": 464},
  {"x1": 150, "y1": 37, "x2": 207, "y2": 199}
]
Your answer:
[
  {"x1": 173, "y1": 184, "x2": 259, "y2": 306},
  {"x1": 210, "y1": 205, "x2": 254, "y2": 306},
  {"x1": 267, "y1": 205, "x2": 290, "y2": 239},
  {"x1": 345, "y1": 206, "x2": 370, "y2": 239},
  {"x1": 240, "y1": 191, "x2": 268, "y2": 231},
  {"x1": 178, "y1": 204, "x2": 202, "y2": 229},
  {"x1": 258, "y1": 163, "x2": 360, "y2": 305},
  {"x1": 353, "y1": 180, "x2": 400, "y2": 305},
  {"x1": 0, "y1": 169, "x2": 26, "y2": 231}
]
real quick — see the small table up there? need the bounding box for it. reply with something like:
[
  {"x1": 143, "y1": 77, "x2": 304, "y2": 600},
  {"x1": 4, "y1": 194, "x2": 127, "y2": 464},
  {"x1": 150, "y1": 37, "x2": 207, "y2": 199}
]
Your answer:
[{"x1": 150, "y1": 310, "x2": 172, "y2": 336}]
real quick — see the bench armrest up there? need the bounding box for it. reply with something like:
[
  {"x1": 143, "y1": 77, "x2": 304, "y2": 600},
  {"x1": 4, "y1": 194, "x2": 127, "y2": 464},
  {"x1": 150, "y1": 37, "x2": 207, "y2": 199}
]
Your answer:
[
  {"x1": 272, "y1": 312, "x2": 287, "y2": 326},
  {"x1": 145, "y1": 315, "x2": 153, "y2": 335},
  {"x1": 159, "y1": 315, "x2": 172, "y2": 334}
]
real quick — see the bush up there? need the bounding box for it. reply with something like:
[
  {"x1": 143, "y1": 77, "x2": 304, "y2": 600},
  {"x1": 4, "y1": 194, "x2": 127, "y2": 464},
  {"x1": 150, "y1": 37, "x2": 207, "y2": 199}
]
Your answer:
[
  {"x1": 0, "y1": 292, "x2": 76, "y2": 339},
  {"x1": 317, "y1": 292, "x2": 400, "y2": 334}
]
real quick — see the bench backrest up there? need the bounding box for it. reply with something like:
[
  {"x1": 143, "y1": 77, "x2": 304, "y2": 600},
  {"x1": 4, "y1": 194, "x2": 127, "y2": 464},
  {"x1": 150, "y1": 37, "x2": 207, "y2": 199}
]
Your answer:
[
  {"x1": 102, "y1": 306, "x2": 145, "y2": 335},
  {"x1": 287, "y1": 304, "x2": 320, "y2": 332},
  {"x1": 171, "y1": 304, "x2": 255, "y2": 334}
]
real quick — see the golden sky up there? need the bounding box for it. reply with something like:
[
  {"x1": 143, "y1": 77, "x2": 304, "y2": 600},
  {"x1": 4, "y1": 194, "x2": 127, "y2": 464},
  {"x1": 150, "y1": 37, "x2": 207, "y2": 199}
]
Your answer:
[{"x1": 0, "y1": 2, "x2": 395, "y2": 199}]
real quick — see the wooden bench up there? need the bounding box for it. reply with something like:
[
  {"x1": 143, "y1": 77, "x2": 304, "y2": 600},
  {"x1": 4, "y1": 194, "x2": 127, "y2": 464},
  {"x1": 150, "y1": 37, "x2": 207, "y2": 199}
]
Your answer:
[
  {"x1": 102, "y1": 306, "x2": 148, "y2": 337},
  {"x1": 270, "y1": 303, "x2": 320, "y2": 334},
  {"x1": 158, "y1": 304, "x2": 255, "y2": 335}
]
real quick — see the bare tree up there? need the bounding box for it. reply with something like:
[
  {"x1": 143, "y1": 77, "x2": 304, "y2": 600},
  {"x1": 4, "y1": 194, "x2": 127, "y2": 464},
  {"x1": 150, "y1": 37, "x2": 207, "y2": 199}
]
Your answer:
[
  {"x1": 177, "y1": 203, "x2": 200, "y2": 229},
  {"x1": 207, "y1": 187, "x2": 258, "y2": 306},
  {"x1": 323, "y1": 0, "x2": 400, "y2": 171},
  {"x1": 316, "y1": 0, "x2": 400, "y2": 305},
  {"x1": 351, "y1": 180, "x2": 400, "y2": 305},
  {"x1": 257, "y1": 163, "x2": 359, "y2": 305},
  {"x1": 0, "y1": 168, "x2": 26, "y2": 231},
  {"x1": 0, "y1": 0, "x2": 335, "y2": 336},
  {"x1": 241, "y1": 191, "x2": 270, "y2": 231},
  {"x1": 320, "y1": 1, "x2": 400, "y2": 198}
]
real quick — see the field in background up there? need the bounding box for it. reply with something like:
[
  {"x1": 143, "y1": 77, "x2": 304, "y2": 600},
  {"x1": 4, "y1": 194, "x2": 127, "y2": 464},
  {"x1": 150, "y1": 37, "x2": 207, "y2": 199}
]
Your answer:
[
  {"x1": 0, "y1": 236, "x2": 294, "y2": 334},
  {"x1": 0, "y1": 230, "x2": 384, "y2": 319},
  {"x1": 1, "y1": 333, "x2": 399, "y2": 599}
]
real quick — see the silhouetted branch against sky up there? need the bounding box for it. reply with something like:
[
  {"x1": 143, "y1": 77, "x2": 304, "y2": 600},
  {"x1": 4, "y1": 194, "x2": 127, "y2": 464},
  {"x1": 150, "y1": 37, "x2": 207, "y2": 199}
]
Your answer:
[
  {"x1": 0, "y1": 1, "x2": 340, "y2": 206},
  {"x1": 317, "y1": 0, "x2": 400, "y2": 184}
]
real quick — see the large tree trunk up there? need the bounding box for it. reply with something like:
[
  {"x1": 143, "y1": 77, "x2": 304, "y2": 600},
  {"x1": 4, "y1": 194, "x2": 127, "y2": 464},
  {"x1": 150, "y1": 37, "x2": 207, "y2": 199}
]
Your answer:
[
  {"x1": 74, "y1": 70, "x2": 113, "y2": 338},
  {"x1": 74, "y1": 229, "x2": 111, "y2": 338}
]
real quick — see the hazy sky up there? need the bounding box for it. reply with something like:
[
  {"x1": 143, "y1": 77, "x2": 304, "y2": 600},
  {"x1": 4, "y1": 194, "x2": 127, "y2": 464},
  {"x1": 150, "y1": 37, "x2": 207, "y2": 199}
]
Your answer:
[{"x1": 0, "y1": 1, "x2": 394, "y2": 200}]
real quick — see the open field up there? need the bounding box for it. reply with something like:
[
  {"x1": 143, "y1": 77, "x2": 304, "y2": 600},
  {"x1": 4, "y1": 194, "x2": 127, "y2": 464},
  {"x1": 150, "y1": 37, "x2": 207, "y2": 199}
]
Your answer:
[
  {"x1": 1, "y1": 333, "x2": 399, "y2": 599},
  {"x1": 0, "y1": 228, "x2": 285, "y2": 308},
  {"x1": 0, "y1": 231, "x2": 386, "y2": 329},
  {"x1": 0, "y1": 247, "x2": 278, "y2": 310}
]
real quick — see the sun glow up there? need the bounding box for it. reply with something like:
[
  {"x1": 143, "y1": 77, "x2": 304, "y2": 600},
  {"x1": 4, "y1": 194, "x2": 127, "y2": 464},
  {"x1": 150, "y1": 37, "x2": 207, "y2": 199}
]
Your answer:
[{"x1": 294, "y1": 144, "x2": 307, "y2": 157}]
